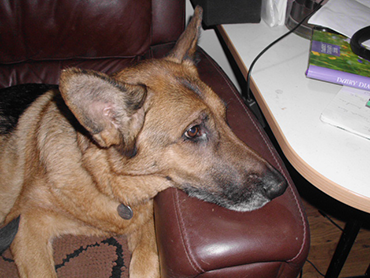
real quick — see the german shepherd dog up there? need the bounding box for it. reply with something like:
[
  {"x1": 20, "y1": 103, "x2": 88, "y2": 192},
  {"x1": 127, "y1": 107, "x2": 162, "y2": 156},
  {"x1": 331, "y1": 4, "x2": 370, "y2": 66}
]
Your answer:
[{"x1": 0, "y1": 7, "x2": 286, "y2": 278}]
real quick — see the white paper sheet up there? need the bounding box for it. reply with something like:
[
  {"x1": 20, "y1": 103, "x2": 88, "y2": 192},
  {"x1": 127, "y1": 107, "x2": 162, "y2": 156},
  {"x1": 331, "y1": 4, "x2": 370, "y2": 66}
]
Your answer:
[
  {"x1": 309, "y1": 0, "x2": 370, "y2": 47},
  {"x1": 320, "y1": 86, "x2": 370, "y2": 140}
]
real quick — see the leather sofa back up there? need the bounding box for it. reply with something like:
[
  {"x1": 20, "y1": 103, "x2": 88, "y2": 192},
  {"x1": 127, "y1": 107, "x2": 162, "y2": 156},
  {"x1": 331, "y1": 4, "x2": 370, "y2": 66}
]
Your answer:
[{"x1": 0, "y1": 0, "x2": 185, "y2": 87}]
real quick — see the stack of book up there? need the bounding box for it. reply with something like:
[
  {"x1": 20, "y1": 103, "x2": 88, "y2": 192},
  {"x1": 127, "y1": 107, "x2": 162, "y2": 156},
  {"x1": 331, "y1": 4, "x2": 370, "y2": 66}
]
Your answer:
[{"x1": 306, "y1": 29, "x2": 370, "y2": 90}]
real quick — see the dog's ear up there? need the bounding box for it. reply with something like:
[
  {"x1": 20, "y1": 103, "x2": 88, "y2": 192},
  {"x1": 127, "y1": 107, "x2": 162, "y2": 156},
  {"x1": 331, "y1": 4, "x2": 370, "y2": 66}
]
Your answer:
[
  {"x1": 167, "y1": 6, "x2": 203, "y2": 63},
  {"x1": 59, "y1": 68, "x2": 147, "y2": 155}
]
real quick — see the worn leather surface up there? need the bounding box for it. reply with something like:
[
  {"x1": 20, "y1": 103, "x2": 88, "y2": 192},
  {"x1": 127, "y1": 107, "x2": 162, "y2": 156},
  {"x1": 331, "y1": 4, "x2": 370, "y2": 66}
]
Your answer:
[{"x1": 0, "y1": 0, "x2": 310, "y2": 277}]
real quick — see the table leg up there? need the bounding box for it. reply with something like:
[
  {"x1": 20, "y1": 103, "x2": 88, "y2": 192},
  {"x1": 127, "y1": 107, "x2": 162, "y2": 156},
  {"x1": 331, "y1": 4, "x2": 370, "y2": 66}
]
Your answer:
[{"x1": 325, "y1": 218, "x2": 363, "y2": 278}]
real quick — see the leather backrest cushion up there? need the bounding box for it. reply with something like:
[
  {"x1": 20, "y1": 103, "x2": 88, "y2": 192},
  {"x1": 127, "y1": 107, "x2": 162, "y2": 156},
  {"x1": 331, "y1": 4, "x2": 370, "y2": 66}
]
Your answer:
[
  {"x1": 151, "y1": 0, "x2": 185, "y2": 46},
  {"x1": 0, "y1": 0, "x2": 153, "y2": 63}
]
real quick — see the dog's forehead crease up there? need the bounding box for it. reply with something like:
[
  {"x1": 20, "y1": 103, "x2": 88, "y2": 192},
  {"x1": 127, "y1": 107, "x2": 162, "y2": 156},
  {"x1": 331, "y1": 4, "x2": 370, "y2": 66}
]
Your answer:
[
  {"x1": 175, "y1": 76, "x2": 227, "y2": 115},
  {"x1": 178, "y1": 77, "x2": 203, "y2": 98}
]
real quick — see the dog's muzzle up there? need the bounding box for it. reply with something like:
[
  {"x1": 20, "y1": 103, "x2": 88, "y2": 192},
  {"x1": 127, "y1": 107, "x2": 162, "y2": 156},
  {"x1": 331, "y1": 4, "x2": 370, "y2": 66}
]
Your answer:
[
  {"x1": 181, "y1": 163, "x2": 288, "y2": 212},
  {"x1": 260, "y1": 168, "x2": 287, "y2": 201}
]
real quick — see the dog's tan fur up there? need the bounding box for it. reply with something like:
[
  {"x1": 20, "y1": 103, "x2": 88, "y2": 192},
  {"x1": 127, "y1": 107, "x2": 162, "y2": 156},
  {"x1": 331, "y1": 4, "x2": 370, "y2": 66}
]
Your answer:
[{"x1": 0, "y1": 7, "x2": 286, "y2": 278}]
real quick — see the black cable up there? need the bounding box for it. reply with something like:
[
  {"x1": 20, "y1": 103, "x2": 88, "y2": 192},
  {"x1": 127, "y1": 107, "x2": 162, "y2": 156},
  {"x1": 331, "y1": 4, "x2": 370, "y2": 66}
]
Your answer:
[
  {"x1": 302, "y1": 209, "x2": 345, "y2": 277},
  {"x1": 246, "y1": 0, "x2": 325, "y2": 101},
  {"x1": 319, "y1": 210, "x2": 344, "y2": 232},
  {"x1": 306, "y1": 259, "x2": 326, "y2": 277}
]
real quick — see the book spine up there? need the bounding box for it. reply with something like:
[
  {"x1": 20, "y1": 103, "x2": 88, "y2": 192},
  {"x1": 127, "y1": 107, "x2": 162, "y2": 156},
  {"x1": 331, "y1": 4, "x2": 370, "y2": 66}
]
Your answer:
[{"x1": 306, "y1": 65, "x2": 370, "y2": 90}]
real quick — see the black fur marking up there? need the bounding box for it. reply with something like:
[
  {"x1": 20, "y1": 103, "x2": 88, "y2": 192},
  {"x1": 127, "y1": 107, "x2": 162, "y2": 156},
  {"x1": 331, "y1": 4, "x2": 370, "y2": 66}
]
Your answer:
[
  {"x1": 0, "y1": 84, "x2": 58, "y2": 134},
  {"x1": 0, "y1": 216, "x2": 20, "y2": 255}
]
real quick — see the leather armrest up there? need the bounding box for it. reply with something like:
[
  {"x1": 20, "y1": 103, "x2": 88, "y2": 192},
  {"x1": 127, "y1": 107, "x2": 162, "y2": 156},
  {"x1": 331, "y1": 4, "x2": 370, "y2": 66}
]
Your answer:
[{"x1": 154, "y1": 49, "x2": 309, "y2": 278}]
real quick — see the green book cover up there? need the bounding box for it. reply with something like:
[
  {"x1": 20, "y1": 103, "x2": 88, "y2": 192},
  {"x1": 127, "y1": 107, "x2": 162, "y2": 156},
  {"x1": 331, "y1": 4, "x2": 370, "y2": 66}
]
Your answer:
[{"x1": 306, "y1": 29, "x2": 370, "y2": 90}]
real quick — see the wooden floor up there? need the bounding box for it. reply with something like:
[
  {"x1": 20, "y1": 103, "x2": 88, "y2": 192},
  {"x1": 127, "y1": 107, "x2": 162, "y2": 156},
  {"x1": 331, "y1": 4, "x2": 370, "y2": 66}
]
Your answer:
[
  {"x1": 291, "y1": 170, "x2": 370, "y2": 278},
  {"x1": 301, "y1": 198, "x2": 370, "y2": 277}
]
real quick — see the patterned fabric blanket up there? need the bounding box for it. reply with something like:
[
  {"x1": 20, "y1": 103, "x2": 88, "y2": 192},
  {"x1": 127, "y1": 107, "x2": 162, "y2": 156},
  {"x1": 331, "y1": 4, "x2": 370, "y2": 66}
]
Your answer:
[{"x1": 0, "y1": 235, "x2": 131, "y2": 278}]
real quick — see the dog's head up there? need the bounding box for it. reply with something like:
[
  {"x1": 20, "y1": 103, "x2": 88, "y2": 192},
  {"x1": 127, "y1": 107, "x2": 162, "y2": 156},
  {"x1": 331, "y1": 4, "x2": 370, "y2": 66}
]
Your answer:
[{"x1": 59, "y1": 7, "x2": 287, "y2": 212}]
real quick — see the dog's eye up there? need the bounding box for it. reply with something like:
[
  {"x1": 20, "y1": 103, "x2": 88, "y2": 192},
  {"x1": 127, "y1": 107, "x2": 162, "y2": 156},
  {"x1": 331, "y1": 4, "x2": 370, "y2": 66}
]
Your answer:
[{"x1": 185, "y1": 125, "x2": 202, "y2": 139}]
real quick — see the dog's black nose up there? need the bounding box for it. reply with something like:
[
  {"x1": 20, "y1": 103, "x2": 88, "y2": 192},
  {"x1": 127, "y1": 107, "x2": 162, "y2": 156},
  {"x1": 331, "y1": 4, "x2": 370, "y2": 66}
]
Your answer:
[{"x1": 262, "y1": 168, "x2": 287, "y2": 200}]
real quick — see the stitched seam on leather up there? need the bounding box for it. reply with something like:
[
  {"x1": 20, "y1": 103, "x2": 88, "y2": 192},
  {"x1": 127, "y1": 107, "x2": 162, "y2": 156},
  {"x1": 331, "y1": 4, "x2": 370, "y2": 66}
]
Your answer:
[
  {"x1": 172, "y1": 189, "x2": 204, "y2": 273},
  {"x1": 201, "y1": 50, "x2": 308, "y2": 263}
]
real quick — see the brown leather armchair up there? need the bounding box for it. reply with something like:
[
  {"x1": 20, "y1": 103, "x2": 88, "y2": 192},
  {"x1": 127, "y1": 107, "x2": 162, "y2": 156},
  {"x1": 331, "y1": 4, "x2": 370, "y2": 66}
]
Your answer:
[{"x1": 0, "y1": 0, "x2": 309, "y2": 277}]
